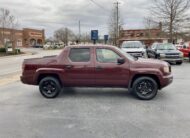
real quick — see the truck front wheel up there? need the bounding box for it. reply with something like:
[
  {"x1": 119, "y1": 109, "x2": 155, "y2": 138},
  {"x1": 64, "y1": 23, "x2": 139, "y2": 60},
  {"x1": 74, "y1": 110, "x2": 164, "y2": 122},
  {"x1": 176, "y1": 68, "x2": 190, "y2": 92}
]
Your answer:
[
  {"x1": 39, "y1": 77, "x2": 61, "y2": 98},
  {"x1": 132, "y1": 77, "x2": 158, "y2": 100}
]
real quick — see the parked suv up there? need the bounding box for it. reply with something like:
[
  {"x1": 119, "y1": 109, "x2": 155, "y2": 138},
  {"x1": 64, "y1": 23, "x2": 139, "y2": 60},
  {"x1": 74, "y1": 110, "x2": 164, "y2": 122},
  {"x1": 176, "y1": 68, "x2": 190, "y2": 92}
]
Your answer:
[
  {"x1": 121, "y1": 41, "x2": 146, "y2": 58},
  {"x1": 21, "y1": 45, "x2": 173, "y2": 100},
  {"x1": 147, "y1": 43, "x2": 183, "y2": 65}
]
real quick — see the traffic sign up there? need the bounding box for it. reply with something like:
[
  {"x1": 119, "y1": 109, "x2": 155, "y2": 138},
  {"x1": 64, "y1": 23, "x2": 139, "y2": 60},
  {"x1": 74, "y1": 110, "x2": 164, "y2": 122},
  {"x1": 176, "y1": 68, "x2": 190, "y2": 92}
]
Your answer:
[{"x1": 91, "y1": 30, "x2": 98, "y2": 40}]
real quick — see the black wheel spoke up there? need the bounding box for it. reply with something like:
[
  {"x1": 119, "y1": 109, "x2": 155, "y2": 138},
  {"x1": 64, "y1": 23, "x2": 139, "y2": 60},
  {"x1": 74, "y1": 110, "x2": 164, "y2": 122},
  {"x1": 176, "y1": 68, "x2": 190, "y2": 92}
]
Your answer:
[
  {"x1": 136, "y1": 79, "x2": 154, "y2": 96},
  {"x1": 41, "y1": 80, "x2": 57, "y2": 96}
]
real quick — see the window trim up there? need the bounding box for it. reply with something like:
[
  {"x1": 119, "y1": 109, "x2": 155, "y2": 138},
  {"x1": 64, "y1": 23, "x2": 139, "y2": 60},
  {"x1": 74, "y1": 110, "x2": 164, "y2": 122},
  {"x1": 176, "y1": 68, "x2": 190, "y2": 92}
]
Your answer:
[
  {"x1": 68, "y1": 48, "x2": 91, "y2": 63},
  {"x1": 96, "y1": 48, "x2": 121, "y2": 63}
]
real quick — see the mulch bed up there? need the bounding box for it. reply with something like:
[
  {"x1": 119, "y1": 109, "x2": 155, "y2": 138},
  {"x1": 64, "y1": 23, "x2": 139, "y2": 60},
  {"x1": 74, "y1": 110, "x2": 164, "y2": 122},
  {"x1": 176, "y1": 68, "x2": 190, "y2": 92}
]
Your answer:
[{"x1": 0, "y1": 52, "x2": 25, "y2": 57}]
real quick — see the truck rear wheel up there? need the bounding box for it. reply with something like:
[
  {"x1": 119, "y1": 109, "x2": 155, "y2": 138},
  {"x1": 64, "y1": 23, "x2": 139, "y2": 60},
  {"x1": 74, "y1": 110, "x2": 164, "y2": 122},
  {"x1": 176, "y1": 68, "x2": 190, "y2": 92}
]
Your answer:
[
  {"x1": 132, "y1": 77, "x2": 158, "y2": 100},
  {"x1": 39, "y1": 77, "x2": 61, "y2": 98},
  {"x1": 176, "y1": 61, "x2": 183, "y2": 65}
]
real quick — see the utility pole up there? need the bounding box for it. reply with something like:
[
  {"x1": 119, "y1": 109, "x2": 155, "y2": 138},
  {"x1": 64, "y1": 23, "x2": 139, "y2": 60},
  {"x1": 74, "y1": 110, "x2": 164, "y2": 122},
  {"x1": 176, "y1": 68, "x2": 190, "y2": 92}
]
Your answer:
[
  {"x1": 114, "y1": 1, "x2": 120, "y2": 46},
  {"x1": 79, "y1": 20, "x2": 81, "y2": 43}
]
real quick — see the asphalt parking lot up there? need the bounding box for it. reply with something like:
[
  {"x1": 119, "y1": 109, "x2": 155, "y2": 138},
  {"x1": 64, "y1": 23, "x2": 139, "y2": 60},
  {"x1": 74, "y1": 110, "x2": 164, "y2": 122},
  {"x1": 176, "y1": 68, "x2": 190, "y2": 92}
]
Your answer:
[{"x1": 0, "y1": 62, "x2": 190, "y2": 138}]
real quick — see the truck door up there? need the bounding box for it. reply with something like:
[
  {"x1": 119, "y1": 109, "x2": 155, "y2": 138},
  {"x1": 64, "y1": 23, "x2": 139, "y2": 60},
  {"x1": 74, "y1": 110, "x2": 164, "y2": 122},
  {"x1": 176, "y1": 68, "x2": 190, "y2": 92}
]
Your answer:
[
  {"x1": 63, "y1": 47, "x2": 95, "y2": 87},
  {"x1": 94, "y1": 47, "x2": 130, "y2": 87}
]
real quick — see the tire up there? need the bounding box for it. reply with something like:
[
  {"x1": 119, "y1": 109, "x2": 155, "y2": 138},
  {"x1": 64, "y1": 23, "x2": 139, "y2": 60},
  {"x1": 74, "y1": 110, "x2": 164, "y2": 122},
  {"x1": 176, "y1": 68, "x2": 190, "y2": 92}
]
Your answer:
[
  {"x1": 176, "y1": 61, "x2": 183, "y2": 65},
  {"x1": 132, "y1": 77, "x2": 158, "y2": 100},
  {"x1": 39, "y1": 77, "x2": 61, "y2": 98}
]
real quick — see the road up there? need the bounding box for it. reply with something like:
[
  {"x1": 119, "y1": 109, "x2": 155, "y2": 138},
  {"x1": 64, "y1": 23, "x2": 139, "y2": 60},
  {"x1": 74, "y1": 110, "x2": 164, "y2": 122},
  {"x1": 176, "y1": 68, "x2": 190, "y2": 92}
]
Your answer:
[
  {"x1": 0, "y1": 48, "x2": 62, "y2": 77},
  {"x1": 0, "y1": 50, "x2": 190, "y2": 138}
]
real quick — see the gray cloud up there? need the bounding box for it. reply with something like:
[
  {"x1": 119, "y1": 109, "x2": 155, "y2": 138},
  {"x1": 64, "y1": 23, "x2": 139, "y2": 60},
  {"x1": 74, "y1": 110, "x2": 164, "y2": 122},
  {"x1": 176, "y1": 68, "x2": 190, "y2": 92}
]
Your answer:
[{"x1": 0, "y1": 0, "x2": 151, "y2": 38}]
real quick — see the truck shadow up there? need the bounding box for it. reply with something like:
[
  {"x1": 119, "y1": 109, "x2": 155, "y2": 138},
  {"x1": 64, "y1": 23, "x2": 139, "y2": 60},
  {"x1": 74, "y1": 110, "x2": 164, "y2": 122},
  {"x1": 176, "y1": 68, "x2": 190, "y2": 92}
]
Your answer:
[{"x1": 59, "y1": 87, "x2": 134, "y2": 99}]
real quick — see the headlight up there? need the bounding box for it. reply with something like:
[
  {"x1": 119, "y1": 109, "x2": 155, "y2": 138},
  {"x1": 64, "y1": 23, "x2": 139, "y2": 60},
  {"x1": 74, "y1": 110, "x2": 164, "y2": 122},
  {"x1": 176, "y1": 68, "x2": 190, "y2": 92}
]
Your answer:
[
  {"x1": 179, "y1": 52, "x2": 183, "y2": 57},
  {"x1": 163, "y1": 66, "x2": 170, "y2": 73},
  {"x1": 160, "y1": 53, "x2": 165, "y2": 57}
]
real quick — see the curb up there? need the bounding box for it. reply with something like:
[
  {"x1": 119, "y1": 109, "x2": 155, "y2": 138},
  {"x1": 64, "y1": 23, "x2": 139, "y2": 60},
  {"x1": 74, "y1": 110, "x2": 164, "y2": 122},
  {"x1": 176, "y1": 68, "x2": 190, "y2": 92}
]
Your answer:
[{"x1": 0, "y1": 52, "x2": 36, "y2": 59}]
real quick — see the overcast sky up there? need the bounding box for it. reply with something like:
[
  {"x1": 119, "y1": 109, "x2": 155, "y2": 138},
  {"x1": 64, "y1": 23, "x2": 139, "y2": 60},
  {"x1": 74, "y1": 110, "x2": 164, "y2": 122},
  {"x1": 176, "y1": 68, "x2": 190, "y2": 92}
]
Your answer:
[{"x1": 0, "y1": 0, "x2": 151, "y2": 38}]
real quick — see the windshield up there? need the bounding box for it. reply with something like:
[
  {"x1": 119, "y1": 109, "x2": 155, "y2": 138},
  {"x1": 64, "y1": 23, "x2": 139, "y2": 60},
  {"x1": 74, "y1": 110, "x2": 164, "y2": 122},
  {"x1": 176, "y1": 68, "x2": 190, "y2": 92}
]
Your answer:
[
  {"x1": 157, "y1": 44, "x2": 176, "y2": 50},
  {"x1": 115, "y1": 47, "x2": 136, "y2": 61},
  {"x1": 121, "y1": 41, "x2": 143, "y2": 48}
]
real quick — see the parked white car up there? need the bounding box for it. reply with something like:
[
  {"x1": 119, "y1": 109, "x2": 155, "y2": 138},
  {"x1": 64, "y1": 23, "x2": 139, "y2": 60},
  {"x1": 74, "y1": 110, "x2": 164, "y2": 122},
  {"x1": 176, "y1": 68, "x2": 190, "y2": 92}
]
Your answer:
[
  {"x1": 43, "y1": 43, "x2": 51, "y2": 49},
  {"x1": 121, "y1": 41, "x2": 146, "y2": 58}
]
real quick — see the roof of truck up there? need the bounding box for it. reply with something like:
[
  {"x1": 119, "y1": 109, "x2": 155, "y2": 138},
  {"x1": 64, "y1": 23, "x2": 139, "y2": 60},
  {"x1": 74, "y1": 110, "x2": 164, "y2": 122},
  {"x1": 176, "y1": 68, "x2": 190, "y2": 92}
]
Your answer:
[{"x1": 66, "y1": 44, "x2": 117, "y2": 48}]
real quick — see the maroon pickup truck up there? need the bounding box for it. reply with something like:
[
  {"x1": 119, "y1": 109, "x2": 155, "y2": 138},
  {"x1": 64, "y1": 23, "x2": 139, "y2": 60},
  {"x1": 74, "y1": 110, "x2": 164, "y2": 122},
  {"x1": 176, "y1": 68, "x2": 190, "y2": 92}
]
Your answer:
[{"x1": 21, "y1": 45, "x2": 173, "y2": 100}]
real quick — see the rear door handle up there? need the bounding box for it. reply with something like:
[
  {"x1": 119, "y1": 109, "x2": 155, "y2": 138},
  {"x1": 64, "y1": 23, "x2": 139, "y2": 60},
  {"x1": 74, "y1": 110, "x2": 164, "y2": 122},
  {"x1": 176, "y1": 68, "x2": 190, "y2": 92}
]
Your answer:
[
  {"x1": 65, "y1": 65, "x2": 73, "y2": 69},
  {"x1": 96, "y1": 66, "x2": 103, "y2": 71}
]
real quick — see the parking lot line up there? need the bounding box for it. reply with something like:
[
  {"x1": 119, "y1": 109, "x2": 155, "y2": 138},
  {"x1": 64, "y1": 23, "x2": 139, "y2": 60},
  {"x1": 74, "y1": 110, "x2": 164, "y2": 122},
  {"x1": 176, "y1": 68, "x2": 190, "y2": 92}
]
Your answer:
[{"x1": 0, "y1": 74, "x2": 20, "y2": 86}]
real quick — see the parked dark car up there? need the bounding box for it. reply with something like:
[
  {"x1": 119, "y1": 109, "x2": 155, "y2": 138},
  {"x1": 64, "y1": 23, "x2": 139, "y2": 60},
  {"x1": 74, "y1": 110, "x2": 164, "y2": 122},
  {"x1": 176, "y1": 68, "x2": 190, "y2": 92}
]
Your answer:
[
  {"x1": 33, "y1": 44, "x2": 43, "y2": 48},
  {"x1": 147, "y1": 43, "x2": 183, "y2": 65},
  {"x1": 21, "y1": 45, "x2": 173, "y2": 100}
]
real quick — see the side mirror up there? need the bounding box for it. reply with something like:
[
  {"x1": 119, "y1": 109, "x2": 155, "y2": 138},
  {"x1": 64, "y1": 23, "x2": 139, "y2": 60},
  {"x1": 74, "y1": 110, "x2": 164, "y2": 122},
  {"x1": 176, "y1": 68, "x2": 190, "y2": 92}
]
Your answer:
[{"x1": 117, "y1": 58, "x2": 125, "y2": 65}]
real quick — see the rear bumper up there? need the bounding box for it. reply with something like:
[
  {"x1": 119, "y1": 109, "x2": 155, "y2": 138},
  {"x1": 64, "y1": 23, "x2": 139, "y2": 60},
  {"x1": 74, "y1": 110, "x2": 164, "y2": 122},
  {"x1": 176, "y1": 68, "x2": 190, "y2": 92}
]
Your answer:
[
  {"x1": 20, "y1": 76, "x2": 36, "y2": 85},
  {"x1": 160, "y1": 74, "x2": 173, "y2": 89}
]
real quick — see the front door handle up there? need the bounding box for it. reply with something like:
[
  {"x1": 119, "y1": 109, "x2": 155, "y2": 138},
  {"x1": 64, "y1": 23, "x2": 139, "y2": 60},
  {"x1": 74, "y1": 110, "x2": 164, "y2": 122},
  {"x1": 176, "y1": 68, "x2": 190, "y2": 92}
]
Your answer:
[
  {"x1": 65, "y1": 65, "x2": 73, "y2": 69},
  {"x1": 96, "y1": 66, "x2": 103, "y2": 71}
]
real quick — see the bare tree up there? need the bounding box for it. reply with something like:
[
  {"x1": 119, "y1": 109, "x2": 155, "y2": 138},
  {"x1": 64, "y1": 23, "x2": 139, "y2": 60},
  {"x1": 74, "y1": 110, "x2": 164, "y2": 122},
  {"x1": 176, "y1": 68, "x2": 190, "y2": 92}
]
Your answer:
[
  {"x1": 144, "y1": 17, "x2": 159, "y2": 30},
  {"x1": 79, "y1": 33, "x2": 91, "y2": 44},
  {"x1": 54, "y1": 27, "x2": 76, "y2": 46},
  {"x1": 108, "y1": 2, "x2": 123, "y2": 46},
  {"x1": 149, "y1": 0, "x2": 190, "y2": 43},
  {"x1": 0, "y1": 8, "x2": 10, "y2": 45},
  {"x1": 0, "y1": 8, "x2": 18, "y2": 46}
]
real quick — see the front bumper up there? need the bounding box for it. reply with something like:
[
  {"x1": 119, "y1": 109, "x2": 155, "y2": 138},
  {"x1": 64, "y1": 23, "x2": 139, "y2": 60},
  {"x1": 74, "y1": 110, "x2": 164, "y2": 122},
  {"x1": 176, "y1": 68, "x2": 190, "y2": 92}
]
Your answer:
[
  {"x1": 160, "y1": 74, "x2": 173, "y2": 89},
  {"x1": 159, "y1": 57, "x2": 183, "y2": 62}
]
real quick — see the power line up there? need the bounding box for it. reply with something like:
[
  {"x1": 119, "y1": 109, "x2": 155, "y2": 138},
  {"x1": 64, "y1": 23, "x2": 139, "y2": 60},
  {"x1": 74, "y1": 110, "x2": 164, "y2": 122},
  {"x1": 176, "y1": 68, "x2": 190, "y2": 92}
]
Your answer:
[{"x1": 89, "y1": 0, "x2": 110, "y2": 12}]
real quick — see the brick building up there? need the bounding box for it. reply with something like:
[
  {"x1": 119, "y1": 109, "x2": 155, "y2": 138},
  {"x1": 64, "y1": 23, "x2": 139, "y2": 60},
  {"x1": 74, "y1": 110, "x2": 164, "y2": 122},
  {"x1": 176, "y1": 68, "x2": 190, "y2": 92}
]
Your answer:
[
  {"x1": 0, "y1": 28, "x2": 45, "y2": 48},
  {"x1": 119, "y1": 27, "x2": 168, "y2": 47}
]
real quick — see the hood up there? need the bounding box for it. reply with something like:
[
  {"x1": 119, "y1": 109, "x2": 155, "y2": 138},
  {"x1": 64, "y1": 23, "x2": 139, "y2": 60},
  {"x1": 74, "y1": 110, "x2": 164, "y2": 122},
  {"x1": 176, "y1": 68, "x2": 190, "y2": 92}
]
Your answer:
[
  {"x1": 131, "y1": 58, "x2": 168, "y2": 69},
  {"x1": 121, "y1": 47, "x2": 145, "y2": 53}
]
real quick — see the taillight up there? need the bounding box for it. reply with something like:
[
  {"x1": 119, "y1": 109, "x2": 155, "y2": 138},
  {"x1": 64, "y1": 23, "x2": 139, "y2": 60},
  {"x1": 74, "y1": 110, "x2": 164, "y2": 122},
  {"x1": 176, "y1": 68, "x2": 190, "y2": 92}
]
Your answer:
[{"x1": 22, "y1": 63, "x2": 25, "y2": 71}]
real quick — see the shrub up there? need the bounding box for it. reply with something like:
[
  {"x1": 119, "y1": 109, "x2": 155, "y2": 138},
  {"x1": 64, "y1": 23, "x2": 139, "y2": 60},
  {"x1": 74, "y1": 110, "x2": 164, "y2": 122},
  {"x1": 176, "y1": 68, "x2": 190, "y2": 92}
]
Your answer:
[
  {"x1": 0, "y1": 47, "x2": 6, "y2": 52},
  {"x1": 14, "y1": 48, "x2": 21, "y2": 54}
]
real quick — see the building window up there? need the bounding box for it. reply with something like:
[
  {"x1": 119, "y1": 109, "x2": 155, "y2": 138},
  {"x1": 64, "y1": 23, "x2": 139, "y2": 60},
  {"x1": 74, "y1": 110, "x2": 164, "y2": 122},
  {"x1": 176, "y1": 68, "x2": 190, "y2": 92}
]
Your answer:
[{"x1": 17, "y1": 39, "x2": 22, "y2": 47}]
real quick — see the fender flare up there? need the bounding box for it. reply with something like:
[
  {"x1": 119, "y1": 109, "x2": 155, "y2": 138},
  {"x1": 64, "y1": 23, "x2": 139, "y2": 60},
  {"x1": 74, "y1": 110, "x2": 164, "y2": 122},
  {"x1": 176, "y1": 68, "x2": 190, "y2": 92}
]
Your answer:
[{"x1": 34, "y1": 68, "x2": 65, "y2": 85}]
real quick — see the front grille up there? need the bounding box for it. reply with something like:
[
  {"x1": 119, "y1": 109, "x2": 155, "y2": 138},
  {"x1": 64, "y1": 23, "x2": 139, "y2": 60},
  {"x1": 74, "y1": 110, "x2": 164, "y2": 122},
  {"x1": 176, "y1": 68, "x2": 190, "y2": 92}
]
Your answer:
[
  {"x1": 127, "y1": 52, "x2": 143, "y2": 57},
  {"x1": 165, "y1": 53, "x2": 179, "y2": 56},
  {"x1": 165, "y1": 56, "x2": 180, "y2": 59}
]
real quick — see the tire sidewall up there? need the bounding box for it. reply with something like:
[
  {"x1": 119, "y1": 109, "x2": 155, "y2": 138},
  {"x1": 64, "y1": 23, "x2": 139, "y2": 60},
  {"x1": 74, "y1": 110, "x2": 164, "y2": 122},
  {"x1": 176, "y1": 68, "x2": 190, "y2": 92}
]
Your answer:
[
  {"x1": 39, "y1": 77, "x2": 61, "y2": 98},
  {"x1": 132, "y1": 77, "x2": 158, "y2": 100}
]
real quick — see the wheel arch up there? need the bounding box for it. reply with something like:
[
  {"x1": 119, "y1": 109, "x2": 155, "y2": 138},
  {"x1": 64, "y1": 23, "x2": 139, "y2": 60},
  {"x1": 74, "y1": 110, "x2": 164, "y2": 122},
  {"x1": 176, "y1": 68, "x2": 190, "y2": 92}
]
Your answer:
[
  {"x1": 129, "y1": 74, "x2": 161, "y2": 89},
  {"x1": 37, "y1": 74, "x2": 62, "y2": 86}
]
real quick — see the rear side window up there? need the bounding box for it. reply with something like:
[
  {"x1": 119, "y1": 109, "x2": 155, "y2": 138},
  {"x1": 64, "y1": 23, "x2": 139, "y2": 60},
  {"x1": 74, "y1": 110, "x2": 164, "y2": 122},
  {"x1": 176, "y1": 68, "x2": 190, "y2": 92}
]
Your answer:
[{"x1": 69, "y1": 48, "x2": 90, "y2": 62}]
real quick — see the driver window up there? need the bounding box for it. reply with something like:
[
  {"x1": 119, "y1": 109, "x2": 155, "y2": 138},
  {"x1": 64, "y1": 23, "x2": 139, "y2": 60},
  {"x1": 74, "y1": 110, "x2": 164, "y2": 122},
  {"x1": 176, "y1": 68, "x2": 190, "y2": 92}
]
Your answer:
[{"x1": 96, "y1": 48, "x2": 121, "y2": 63}]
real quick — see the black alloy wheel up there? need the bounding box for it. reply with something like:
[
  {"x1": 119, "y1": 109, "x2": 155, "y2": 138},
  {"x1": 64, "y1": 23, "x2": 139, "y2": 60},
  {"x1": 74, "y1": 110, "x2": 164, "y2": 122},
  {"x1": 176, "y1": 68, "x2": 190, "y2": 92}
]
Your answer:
[
  {"x1": 39, "y1": 77, "x2": 61, "y2": 98},
  {"x1": 132, "y1": 77, "x2": 158, "y2": 100}
]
